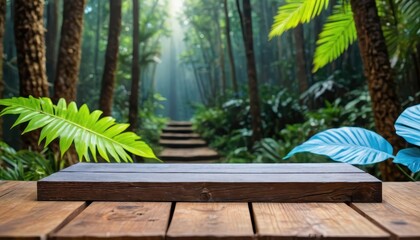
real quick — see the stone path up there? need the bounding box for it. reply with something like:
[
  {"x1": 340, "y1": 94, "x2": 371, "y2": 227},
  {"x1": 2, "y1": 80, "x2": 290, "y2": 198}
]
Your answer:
[{"x1": 159, "y1": 121, "x2": 220, "y2": 162}]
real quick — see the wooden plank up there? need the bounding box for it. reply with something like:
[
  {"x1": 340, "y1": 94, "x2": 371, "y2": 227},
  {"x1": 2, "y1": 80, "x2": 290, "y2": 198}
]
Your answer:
[
  {"x1": 0, "y1": 181, "x2": 21, "y2": 193},
  {"x1": 159, "y1": 139, "x2": 207, "y2": 148},
  {"x1": 52, "y1": 202, "x2": 172, "y2": 240},
  {"x1": 163, "y1": 159, "x2": 220, "y2": 163},
  {"x1": 61, "y1": 163, "x2": 365, "y2": 173},
  {"x1": 38, "y1": 181, "x2": 380, "y2": 202},
  {"x1": 162, "y1": 127, "x2": 193, "y2": 134},
  {"x1": 160, "y1": 133, "x2": 201, "y2": 140},
  {"x1": 0, "y1": 181, "x2": 86, "y2": 240},
  {"x1": 253, "y1": 202, "x2": 390, "y2": 239},
  {"x1": 38, "y1": 170, "x2": 381, "y2": 202},
  {"x1": 167, "y1": 202, "x2": 254, "y2": 239},
  {"x1": 39, "y1": 172, "x2": 379, "y2": 183},
  {"x1": 159, "y1": 147, "x2": 219, "y2": 161},
  {"x1": 351, "y1": 182, "x2": 420, "y2": 240}
]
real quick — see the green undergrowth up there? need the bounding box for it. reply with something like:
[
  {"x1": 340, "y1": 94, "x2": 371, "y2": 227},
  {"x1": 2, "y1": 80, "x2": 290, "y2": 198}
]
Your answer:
[{"x1": 193, "y1": 85, "x2": 375, "y2": 165}]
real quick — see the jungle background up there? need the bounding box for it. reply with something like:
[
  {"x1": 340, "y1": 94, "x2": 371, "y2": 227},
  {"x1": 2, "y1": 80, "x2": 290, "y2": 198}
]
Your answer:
[{"x1": 0, "y1": 0, "x2": 419, "y2": 181}]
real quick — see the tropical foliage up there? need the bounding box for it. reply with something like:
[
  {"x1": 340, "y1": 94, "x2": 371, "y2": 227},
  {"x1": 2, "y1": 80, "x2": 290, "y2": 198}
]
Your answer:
[
  {"x1": 269, "y1": 0, "x2": 329, "y2": 39},
  {"x1": 0, "y1": 96, "x2": 158, "y2": 163},
  {"x1": 312, "y1": 4, "x2": 356, "y2": 72},
  {"x1": 270, "y1": 0, "x2": 420, "y2": 72},
  {"x1": 0, "y1": 141, "x2": 60, "y2": 180},
  {"x1": 285, "y1": 104, "x2": 420, "y2": 175},
  {"x1": 0, "y1": 0, "x2": 418, "y2": 183}
]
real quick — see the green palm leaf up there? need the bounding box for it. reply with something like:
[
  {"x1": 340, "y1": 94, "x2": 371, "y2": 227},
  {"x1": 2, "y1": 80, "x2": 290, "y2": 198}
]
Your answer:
[
  {"x1": 400, "y1": 0, "x2": 420, "y2": 36},
  {"x1": 269, "y1": 0, "x2": 329, "y2": 39},
  {"x1": 312, "y1": 3, "x2": 357, "y2": 72},
  {"x1": 0, "y1": 96, "x2": 158, "y2": 163}
]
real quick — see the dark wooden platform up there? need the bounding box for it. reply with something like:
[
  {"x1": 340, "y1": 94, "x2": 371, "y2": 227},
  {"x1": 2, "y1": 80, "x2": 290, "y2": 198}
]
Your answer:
[
  {"x1": 3, "y1": 181, "x2": 420, "y2": 239},
  {"x1": 37, "y1": 163, "x2": 381, "y2": 202}
]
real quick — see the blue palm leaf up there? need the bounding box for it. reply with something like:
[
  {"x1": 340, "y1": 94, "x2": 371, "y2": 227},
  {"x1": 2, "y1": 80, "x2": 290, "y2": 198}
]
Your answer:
[
  {"x1": 394, "y1": 148, "x2": 420, "y2": 173},
  {"x1": 395, "y1": 104, "x2": 420, "y2": 147},
  {"x1": 284, "y1": 127, "x2": 395, "y2": 164}
]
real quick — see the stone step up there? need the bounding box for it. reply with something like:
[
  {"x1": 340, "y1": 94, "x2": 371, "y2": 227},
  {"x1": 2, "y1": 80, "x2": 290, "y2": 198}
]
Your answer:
[
  {"x1": 160, "y1": 133, "x2": 201, "y2": 140},
  {"x1": 162, "y1": 127, "x2": 194, "y2": 134},
  {"x1": 159, "y1": 147, "x2": 220, "y2": 161},
  {"x1": 167, "y1": 121, "x2": 193, "y2": 127},
  {"x1": 159, "y1": 139, "x2": 207, "y2": 148}
]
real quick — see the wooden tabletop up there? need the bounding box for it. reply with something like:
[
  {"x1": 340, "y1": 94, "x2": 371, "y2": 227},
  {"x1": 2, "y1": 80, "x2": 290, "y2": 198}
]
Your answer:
[{"x1": 1, "y1": 181, "x2": 419, "y2": 240}]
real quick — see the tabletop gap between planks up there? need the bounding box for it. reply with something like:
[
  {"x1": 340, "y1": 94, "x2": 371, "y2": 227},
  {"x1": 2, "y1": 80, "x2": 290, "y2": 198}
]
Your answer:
[
  {"x1": 47, "y1": 201, "x2": 90, "y2": 238},
  {"x1": 51, "y1": 201, "x2": 173, "y2": 239},
  {"x1": 166, "y1": 202, "x2": 255, "y2": 239},
  {"x1": 349, "y1": 182, "x2": 420, "y2": 240},
  {"x1": 347, "y1": 202, "x2": 397, "y2": 240}
]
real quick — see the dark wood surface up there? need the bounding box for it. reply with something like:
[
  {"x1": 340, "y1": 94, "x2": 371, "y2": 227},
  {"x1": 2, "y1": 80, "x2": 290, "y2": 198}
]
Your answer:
[
  {"x1": 61, "y1": 162, "x2": 365, "y2": 173},
  {"x1": 38, "y1": 163, "x2": 381, "y2": 202},
  {"x1": 1, "y1": 182, "x2": 419, "y2": 239}
]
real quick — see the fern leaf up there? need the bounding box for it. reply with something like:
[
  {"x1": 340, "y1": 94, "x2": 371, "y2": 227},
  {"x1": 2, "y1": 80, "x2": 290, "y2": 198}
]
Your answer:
[
  {"x1": 269, "y1": 0, "x2": 329, "y2": 39},
  {"x1": 0, "y1": 96, "x2": 159, "y2": 162},
  {"x1": 312, "y1": 3, "x2": 357, "y2": 72}
]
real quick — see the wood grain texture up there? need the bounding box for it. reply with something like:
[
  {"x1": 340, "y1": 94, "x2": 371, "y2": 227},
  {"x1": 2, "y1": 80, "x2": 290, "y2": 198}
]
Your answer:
[
  {"x1": 167, "y1": 202, "x2": 254, "y2": 239},
  {"x1": 61, "y1": 163, "x2": 365, "y2": 173},
  {"x1": 38, "y1": 180, "x2": 381, "y2": 203},
  {"x1": 52, "y1": 202, "x2": 172, "y2": 240},
  {"x1": 38, "y1": 163, "x2": 381, "y2": 202},
  {"x1": 253, "y1": 202, "x2": 390, "y2": 239},
  {"x1": 351, "y1": 182, "x2": 420, "y2": 240},
  {"x1": 40, "y1": 172, "x2": 379, "y2": 183},
  {"x1": 0, "y1": 181, "x2": 86, "y2": 240},
  {"x1": 160, "y1": 133, "x2": 201, "y2": 140}
]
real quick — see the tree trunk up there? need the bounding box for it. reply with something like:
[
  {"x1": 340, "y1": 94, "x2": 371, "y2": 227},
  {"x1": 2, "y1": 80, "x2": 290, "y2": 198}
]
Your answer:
[
  {"x1": 14, "y1": 0, "x2": 49, "y2": 151},
  {"x1": 241, "y1": 0, "x2": 262, "y2": 144},
  {"x1": 94, "y1": 0, "x2": 102, "y2": 87},
  {"x1": 53, "y1": 0, "x2": 86, "y2": 103},
  {"x1": 350, "y1": 0, "x2": 405, "y2": 181},
  {"x1": 128, "y1": 0, "x2": 140, "y2": 131},
  {"x1": 216, "y1": 8, "x2": 226, "y2": 97},
  {"x1": 294, "y1": 24, "x2": 308, "y2": 94},
  {"x1": 99, "y1": 0, "x2": 122, "y2": 116},
  {"x1": 257, "y1": 0, "x2": 269, "y2": 84},
  {"x1": 223, "y1": 0, "x2": 238, "y2": 94},
  {"x1": 46, "y1": 0, "x2": 59, "y2": 83},
  {"x1": 0, "y1": 0, "x2": 5, "y2": 139}
]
